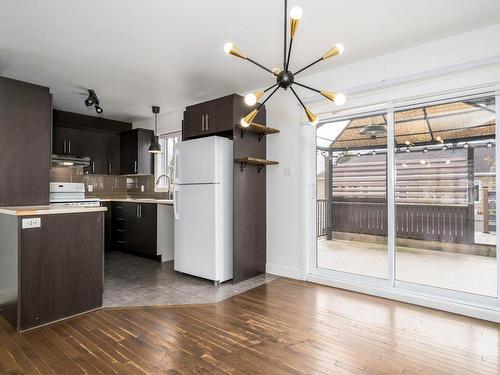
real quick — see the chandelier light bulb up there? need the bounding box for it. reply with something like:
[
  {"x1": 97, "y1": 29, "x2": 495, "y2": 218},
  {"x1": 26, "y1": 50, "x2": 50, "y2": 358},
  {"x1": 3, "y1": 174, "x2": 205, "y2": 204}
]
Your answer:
[
  {"x1": 224, "y1": 42, "x2": 233, "y2": 54},
  {"x1": 244, "y1": 91, "x2": 264, "y2": 106},
  {"x1": 241, "y1": 109, "x2": 258, "y2": 127},
  {"x1": 290, "y1": 6, "x2": 303, "y2": 20},
  {"x1": 244, "y1": 93, "x2": 257, "y2": 106},
  {"x1": 334, "y1": 93, "x2": 346, "y2": 105}
]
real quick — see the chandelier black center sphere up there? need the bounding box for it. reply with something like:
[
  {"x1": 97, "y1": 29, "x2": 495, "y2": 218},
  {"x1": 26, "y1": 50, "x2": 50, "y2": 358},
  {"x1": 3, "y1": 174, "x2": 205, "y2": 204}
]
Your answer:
[{"x1": 224, "y1": 0, "x2": 346, "y2": 127}]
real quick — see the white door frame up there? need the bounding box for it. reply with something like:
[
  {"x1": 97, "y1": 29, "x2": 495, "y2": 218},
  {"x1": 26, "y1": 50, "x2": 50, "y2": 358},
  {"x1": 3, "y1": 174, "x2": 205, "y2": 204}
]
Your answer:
[{"x1": 307, "y1": 86, "x2": 500, "y2": 322}]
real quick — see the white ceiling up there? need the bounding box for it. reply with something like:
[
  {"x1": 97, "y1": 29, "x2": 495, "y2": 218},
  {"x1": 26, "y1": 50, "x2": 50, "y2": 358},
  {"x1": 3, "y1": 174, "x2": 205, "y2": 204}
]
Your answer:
[{"x1": 1, "y1": 0, "x2": 499, "y2": 122}]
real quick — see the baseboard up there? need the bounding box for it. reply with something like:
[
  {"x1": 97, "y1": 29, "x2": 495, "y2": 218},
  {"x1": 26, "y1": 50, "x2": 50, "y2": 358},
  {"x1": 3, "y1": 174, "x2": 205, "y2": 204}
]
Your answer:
[{"x1": 266, "y1": 263, "x2": 304, "y2": 280}]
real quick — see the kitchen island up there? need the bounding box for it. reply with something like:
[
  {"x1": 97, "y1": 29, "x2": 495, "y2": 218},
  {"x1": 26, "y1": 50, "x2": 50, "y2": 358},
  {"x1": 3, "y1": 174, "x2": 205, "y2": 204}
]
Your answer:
[{"x1": 0, "y1": 205, "x2": 106, "y2": 331}]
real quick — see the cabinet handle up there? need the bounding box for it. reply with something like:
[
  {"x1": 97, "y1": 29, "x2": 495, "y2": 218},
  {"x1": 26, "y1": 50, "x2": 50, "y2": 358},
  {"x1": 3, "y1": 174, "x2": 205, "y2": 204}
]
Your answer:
[
  {"x1": 136, "y1": 205, "x2": 139, "y2": 218},
  {"x1": 206, "y1": 114, "x2": 209, "y2": 130},
  {"x1": 91, "y1": 161, "x2": 95, "y2": 174},
  {"x1": 68, "y1": 141, "x2": 71, "y2": 154},
  {"x1": 134, "y1": 161, "x2": 138, "y2": 173},
  {"x1": 139, "y1": 205, "x2": 142, "y2": 218},
  {"x1": 108, "y1": 162, "x2": 112, "y2": 175},
  {"x1": 201, "y1": 114, "x2": 205, "y2": 131},
  {"x1": 63, "y1": 140, "x2": 67, "y2": 154}
]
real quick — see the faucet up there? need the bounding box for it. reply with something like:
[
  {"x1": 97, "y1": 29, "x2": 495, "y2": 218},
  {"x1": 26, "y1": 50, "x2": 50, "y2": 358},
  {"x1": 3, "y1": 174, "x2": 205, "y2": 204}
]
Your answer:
[{"x1": 156, "y1": 174, "x2": 172, "y2": 198}]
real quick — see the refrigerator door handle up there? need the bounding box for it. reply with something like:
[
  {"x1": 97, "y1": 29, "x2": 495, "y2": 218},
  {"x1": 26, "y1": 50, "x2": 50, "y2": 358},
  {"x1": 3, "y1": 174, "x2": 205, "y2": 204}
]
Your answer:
[
  {"x1": 173, "y1": 186, "x2": 180, "y2": 220},
  {"x1": 173, "y1": 149, "x2": 180, "y2": 184}
]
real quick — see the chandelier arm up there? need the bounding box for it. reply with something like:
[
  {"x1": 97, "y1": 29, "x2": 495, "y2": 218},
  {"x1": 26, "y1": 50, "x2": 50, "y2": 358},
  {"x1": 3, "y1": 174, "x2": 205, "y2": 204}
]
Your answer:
[
  {"x1": 257, "y1": 85, "x2": 280, "y2": 110},
  {"x1": 289, "y1": 86, "x2": 307, "y2": 111},
  {"x1": 293, "y1": 81, "x2": 321, "y2": 94},
  {"x1": 285, "y1": 37, "x2": 293, "y2": 72},
  {"x1": 283, "y1": 0, "x2": 287, "y2": 70},
  {"x1": 294, "y1": 57, "x2": 323, "y2": 76},
  {"x1": 264, "y1": 83, "x2": 279, "y2": 93},
  {"x1": 246, "y1": 58, "x2": 275, "y2": 75}
]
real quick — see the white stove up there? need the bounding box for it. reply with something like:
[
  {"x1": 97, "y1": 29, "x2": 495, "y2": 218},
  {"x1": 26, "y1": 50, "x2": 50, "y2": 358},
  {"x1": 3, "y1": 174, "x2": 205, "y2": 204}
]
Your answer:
[{"x1": 49, "y1": 182, "x2": 101, "y2": 207}]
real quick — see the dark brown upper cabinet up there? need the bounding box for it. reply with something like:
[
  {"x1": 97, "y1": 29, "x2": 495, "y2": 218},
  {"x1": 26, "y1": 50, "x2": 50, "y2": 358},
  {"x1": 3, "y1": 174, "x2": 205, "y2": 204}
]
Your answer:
[
  {"x1": 120, "y1": 128, "x2": 154, "y2": 175},
  {"x1": 52, "y1": 110, "x2": 131, "y2": 175},
  {"x1": 0, "y1": 77, "x2": 51, "y2": 206},
  {"x1": 182, "y1": 94, "x2": 266, "y2": 141}
]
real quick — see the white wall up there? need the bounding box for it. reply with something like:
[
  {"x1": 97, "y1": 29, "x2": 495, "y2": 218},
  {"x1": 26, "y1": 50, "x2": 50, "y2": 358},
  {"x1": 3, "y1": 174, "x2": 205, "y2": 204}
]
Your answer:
[
  {"x1": 265, "y1": 23, "x2": 500, "y2": 280},
  {"x1": 133, "y1": 108, "x2": 183, "y2": 135}
]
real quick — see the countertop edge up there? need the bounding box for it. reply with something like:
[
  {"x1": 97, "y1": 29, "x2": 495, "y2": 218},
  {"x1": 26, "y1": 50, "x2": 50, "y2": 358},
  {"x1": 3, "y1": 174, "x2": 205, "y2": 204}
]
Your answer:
[{"x1": 0, "y1": 207, "x2": 107, "y2": 216}]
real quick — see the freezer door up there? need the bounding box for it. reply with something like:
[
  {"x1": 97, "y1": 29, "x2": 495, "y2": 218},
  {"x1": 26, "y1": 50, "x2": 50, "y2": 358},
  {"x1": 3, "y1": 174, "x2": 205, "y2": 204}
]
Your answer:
[
  {"x1": 173, "y1": 137, "x2": 220, "y2": 184},
  {"x1": 174, "y1": 184, "x2": 217, "y2": 280}
]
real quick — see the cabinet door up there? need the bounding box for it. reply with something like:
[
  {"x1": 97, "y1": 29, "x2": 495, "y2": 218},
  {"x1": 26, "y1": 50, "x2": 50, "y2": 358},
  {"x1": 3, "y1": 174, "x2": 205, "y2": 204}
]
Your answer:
[
  {"x1": 183, "y1": 104, "x2": 208, "y2": 140},
  {"x1": 64, "y1": 127, "x2": 89, "y2": 157},
  {"x1": 137, "y1": 203, "x2": 157, "y2": 255},
  {"x1": 120, "y1": 131, "x2": 138, "y2": 174},
  {"x1": 86, "y1": 131, "x2": 108, "y2": 174},
  {"x1": 209, "y1": 95, "x2": 234, "y2": 134},
  {"x1": 107, "y1": 133, "x2": 120, "y2": 175},
  {"x1": 52, "y1": 126, "x2": 68, "y2": 155},
  {"x1": 19, "y1": 212, "x2": 103, "y2": 330},
  {"x1": 137, "y1": 130, "x2": 154, "y2": 175}
]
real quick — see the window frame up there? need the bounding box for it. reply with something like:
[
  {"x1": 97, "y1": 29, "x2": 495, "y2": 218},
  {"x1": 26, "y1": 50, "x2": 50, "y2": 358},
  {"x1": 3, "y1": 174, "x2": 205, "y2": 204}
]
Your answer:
[{"x1": 154, "y1": 131, "x2": 182, "y2": 193}]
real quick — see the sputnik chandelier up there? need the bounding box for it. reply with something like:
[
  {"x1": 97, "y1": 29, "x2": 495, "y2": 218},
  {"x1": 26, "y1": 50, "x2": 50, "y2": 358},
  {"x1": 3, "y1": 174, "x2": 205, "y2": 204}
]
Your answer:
[{"x1": 224, "y1": 0, "x2": 346, "y2": 127}]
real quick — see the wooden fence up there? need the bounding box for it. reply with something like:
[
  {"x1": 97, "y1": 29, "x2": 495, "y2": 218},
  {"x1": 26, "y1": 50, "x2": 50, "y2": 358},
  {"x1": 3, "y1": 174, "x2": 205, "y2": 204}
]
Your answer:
[{"x1": 329, "y1": 201, "x2": 475, "y2": 244}]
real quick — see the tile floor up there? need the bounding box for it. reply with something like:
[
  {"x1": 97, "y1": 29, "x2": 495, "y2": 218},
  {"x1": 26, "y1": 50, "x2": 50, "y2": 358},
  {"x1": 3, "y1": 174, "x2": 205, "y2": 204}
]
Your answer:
[{"x1": 104, "y1": 251, "x2": 279, "y2": 307}]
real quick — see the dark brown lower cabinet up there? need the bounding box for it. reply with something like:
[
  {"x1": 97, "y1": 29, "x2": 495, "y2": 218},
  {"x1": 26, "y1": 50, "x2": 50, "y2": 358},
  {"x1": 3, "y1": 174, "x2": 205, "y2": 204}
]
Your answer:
[
  {"x1": 111, "y1": 202, "x2": 158, "y2": 258},
  {"x1": 18, "y1": 212, "x2": 104, "y2": 331}
]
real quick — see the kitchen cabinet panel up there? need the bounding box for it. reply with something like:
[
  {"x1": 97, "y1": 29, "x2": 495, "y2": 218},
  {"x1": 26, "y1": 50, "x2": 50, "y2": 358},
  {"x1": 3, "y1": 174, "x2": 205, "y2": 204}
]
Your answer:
[
  {"x1": 182, "y1": 94, "x2": 266, "y2": 141},
  {"x1": 120, "y1": 129, "x2": 154, "y2": 175},
  {"x1": 111, "y1": 202, "x2": 158, "y2": 257},
  {"x1": 52, "y1": 110, "x2": 129, "y2": 175},
  {"x1": 0, "y1": 77, "x2": 51, "y2": 206},
  {"x1": 18, "y1": 212, "x2": 103, "y2": 331}
]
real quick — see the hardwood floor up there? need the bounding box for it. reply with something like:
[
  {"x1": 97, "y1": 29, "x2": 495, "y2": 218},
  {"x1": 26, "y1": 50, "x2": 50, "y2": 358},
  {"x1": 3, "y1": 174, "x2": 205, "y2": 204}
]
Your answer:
[{"x1": 0, "y1": 278, "x2": 499, "y2": 374}]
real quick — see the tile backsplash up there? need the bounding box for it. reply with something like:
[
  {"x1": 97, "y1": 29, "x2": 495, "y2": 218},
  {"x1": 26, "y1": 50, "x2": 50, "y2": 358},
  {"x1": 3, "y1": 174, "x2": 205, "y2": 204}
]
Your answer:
[{"x1": 50, "y1": 167, "x2": 169, "y2": 199}]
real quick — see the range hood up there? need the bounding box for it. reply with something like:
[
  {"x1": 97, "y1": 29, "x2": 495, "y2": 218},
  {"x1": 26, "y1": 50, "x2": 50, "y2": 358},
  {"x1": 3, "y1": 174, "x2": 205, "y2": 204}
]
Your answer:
[{"x1": 52, "y1": 154, "x2": 91, "y2": 167}]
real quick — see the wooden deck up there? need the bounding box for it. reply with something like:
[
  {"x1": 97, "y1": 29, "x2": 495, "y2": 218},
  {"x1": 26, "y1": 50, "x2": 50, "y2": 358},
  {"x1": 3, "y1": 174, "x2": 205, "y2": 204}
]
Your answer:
[{"x1": 0, "y1": 278, "x2": 499, "y2": 374}]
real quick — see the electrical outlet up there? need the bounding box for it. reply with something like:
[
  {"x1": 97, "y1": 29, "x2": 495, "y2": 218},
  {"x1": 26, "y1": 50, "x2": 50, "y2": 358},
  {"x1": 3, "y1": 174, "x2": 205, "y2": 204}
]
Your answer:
[
  {"x1": 141, "y1": 185, "x2": 145, "y2": 192},
  {"x1": 22, "y1": 218, "x2": 41, "y2": 229},
  {"x1": 88, "y1": 184, "x2": 94, "y2": 192}
]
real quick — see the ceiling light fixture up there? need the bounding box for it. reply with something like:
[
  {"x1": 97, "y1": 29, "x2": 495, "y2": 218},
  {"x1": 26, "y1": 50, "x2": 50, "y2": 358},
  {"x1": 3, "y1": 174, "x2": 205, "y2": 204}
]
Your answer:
[
  {"x1": 149, "y1": 106, "x2": 162, "y2": 154},
  {"x1": 224, "y1": 0, "x2": 345, "y2": 126},
  {"x1": 84, "y1": 89, "x2": 104, "y2": 114}
]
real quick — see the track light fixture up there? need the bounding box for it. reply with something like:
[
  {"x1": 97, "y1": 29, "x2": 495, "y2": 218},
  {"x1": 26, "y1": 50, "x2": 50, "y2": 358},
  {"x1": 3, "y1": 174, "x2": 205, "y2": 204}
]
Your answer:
[
  {"x1": 224, "y1": 0, "x2": 345, "y2": 126},
  {"x1": 84, "y1": 89, "x2": 103, "y2": 114}
]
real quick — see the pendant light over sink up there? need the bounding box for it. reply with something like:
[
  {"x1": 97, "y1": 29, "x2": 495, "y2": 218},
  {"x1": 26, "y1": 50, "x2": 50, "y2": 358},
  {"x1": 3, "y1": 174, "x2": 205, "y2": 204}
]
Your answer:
[
  {"x1": 224, "y1": 0, "x2": 346, "y2": 127},
  {"x1": 149, "y1": 106, "x2": 162, "y2": 154}
]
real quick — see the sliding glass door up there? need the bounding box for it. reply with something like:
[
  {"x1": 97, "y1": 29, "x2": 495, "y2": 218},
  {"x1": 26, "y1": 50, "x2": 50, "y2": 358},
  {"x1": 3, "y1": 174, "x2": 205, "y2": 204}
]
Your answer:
[
  {"x1": 316, "y1": 113, "x2": 388, "y2": 279},
  {"x1": 314, "y1": 93, "x2": 498, "y2": 304},
  {"x1": 394, "y1": 96, "x2": 497, "y2": 297}
]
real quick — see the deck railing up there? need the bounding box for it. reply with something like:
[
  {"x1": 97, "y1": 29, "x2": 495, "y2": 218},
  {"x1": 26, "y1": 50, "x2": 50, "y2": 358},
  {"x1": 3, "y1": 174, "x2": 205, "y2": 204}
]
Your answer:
[
  {"x1": 317, "y1": 200, "x2": 475, "y2": 244},
  {"x1": 317, "y1": 199, "x2": 327, "y2": 237}
]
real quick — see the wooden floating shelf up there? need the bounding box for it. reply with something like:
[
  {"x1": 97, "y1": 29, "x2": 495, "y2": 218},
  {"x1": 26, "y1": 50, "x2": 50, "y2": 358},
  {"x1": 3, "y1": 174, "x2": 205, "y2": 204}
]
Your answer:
[
  {"x1": 237, "y1": 122, "x2": 280, "y2": 141},
  {"x1": 235, "y1": 157, "x2": 279, "y2": 173}
]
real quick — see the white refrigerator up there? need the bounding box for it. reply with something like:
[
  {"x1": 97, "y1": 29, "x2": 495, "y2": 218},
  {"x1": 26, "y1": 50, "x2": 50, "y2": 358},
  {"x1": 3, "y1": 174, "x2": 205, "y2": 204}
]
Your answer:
[{"x1": 173, "y1": 136, "x2": 233, "y2": 284}]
